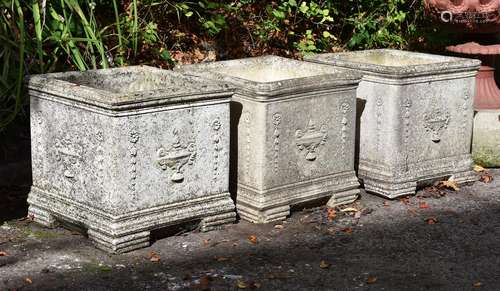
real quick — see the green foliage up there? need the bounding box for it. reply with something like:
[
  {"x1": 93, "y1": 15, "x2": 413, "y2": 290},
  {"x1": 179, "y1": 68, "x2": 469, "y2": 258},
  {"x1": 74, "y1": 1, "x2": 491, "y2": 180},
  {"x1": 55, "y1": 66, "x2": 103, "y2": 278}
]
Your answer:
[
  {"x1": 0, "y1": 0, "x2": 444, "y2": 131},
  {"x1": 345, "y1": 0, "x2": 415, "y2": 49},
  {"x1": 0, "y1": 0, "x2": 164, "y2": 129}
]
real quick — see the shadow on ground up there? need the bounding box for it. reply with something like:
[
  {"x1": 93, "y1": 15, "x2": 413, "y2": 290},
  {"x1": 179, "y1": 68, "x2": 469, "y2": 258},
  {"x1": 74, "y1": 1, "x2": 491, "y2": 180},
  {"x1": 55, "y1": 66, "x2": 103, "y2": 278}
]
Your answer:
[{"x1": 0, "y1": 119, "x2": 31, "y2": 223}]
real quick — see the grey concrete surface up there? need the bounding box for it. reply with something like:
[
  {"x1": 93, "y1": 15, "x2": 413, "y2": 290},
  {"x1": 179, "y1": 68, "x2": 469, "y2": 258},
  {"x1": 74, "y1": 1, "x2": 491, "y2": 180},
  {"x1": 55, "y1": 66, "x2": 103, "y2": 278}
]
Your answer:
[{"x1": 1, "y1": 169, "x2": 499, "y2": 291}]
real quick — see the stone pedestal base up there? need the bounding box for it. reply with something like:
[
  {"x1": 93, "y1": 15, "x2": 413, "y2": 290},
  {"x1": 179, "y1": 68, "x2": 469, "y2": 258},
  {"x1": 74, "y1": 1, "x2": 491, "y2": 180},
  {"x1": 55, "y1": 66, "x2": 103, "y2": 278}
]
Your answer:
[
  {"x1": 359, "y1": 155, "x2": 477, "y2": 199},
  {"x1": 28, "y1": 187, "x2": 236, "y2": 254},
  {"x1": 473, "y1": 110, "x2": 500, "y2": 167},
  {"x1": 236, "y1": 171, "x2": 360, "y2": 223}
]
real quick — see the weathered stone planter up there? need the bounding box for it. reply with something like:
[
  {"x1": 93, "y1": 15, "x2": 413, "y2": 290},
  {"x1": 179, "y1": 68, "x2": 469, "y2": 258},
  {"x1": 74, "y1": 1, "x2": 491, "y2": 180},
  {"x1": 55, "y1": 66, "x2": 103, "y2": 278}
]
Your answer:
[
  {"x1": 176, "y1": 56, "x2": 361, "y2": 223},
  {"x1": 27, "y1": 66, "x2": 236, "y2": 253},
  {"x1": 472, "y1": 110, "x2": 500, "y2": 167},
  {"x1": 306, "y1": 49, "x2": 481, "y2": 198}
]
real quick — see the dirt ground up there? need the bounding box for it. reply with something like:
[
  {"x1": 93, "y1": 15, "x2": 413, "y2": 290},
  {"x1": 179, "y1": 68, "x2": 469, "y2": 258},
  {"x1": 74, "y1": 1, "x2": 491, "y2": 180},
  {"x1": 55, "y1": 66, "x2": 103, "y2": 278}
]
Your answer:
[{"x1": 0, "y1": 169, "x2": 499, "y2": 291}]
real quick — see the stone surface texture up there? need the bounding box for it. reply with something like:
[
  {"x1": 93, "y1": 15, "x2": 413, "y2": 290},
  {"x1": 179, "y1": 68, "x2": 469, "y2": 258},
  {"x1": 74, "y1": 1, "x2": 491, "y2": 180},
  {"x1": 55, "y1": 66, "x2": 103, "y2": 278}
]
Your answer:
[
  {"x1": 472, "y1": 110, "x2": 500, "y2": 167},
  {"x1": 176, "y1": 56, "x2": 362, "y2": 223},
  {"x1": 27, "y1": 66, "x2": 236, "y2": 253},
  {"x1": 306, "y1": 49, "x2": 481, "y2": 198}
]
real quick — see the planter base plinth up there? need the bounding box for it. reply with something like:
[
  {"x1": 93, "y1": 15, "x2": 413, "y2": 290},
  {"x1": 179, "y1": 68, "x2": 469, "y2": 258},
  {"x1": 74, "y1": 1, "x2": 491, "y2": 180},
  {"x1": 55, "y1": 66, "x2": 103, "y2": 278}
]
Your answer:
[
  {"x1": 236, "y1": 171, "x2": 360, "y2": 223},
  {"x1": 28, "y1": 205, "x2": 58, "y2": 228},
  {"x1": 200, "y1": 211, "x2": 238, "y2": 232},
  {"x1": 27, "y1": 187, "x2": 236, "y2": 254},
  {"x1": 359, "y1": 156, "x2": 477, "y2": 199},
  {"x1": 326, "y1": 188, "x2": 360, "y2": 208},
  {"x1": 237, "y1": 204, "x2": 291, "y2": 224},
  {"x1": 88, "y1": 230, "x2": 151, "y2": 254}
]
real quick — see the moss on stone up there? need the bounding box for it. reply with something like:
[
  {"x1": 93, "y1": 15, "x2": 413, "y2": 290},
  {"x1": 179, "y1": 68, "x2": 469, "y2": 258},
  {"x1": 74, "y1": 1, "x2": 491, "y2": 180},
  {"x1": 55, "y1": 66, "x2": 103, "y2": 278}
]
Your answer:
[{"x1": 473, "y1": 146, "x2": 500, "y2": 168}]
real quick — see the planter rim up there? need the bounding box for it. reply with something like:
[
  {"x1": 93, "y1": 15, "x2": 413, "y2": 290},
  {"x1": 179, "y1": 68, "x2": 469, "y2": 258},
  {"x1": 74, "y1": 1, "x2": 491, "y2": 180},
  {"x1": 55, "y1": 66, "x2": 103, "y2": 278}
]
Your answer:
[
  {"x1": 305, "y1": 49, "x2": 481, "y2": 79},
  {"x1": 175, "y1": 55, "x2": 362, "y2": 99},
  {"x1": 27, "y1": 65, "x2": 234, "y2": 110}
]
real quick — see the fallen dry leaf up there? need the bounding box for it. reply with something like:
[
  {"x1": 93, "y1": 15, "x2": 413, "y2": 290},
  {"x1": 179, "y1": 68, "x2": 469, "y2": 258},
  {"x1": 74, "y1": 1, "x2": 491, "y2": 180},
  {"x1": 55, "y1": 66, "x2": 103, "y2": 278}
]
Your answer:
[
  {"x1": 419, "y1": 202, "x2": 429, "y2": 209},
  {"x1": 479, "y1": 173, "x2": 493, "y2": 183},
  {"x1": 407, "y1": 208, "x2": 418, "y2": 216},
  {"x1": 473, "y1": 281, "x2": 482, "y2": 288},
  {"x1": 251, "y1": 282, "x2": 261, "y2": 288},
  {"x1": 341, "y1": 227, "x2": 353, "y2": 234},
  {"x1": 399, "y1": 197, "x2": 410, "y2": 205},
  {"x1": 319, "y1": 260, "x2": 331, "y2": 269},
  {"x1": 25, "y1": 278, "x2": 32, "y2": 284},
  {"x1": 425, "y1": 217, "x2": 438, "y2": 225},
  {"x1": 326, "y1": 208, "x2": 337, "y2": 221},
  {"x1": 340, "y1": 207, "x2": 358, "y2": 213},
  {"x1": 248, "y1": 235, "x2": 258, "y2": 244},
  {"x1": 361, "y1": 208, "x2": 373, "y2": 215},
  {"x1": 216, "y1": 256, "x2": 230, "y2": 262},
  {"x1": 0, "y1": 251, "x2": 8, "y2": 256},
  {"x1": 199, "y1": 275, "x2": 212, "y2": 290},
  {"x1": 366, "y1": 276, "x2": 377, "y2": 284},
  {"x1": 473, "y1": 165, "x2": 485, "y2": 172},
  {"x1": 267, "y1": 272, "x2": 290, "y2": 280},
  {"x1": 436, "y1": 179, "x2": 460, "y2": 191},
  {"x1": 147, "y1": 251, "x2": 160, "y2": 262},
  {"x1": 420, "y1": 186, "x2": 447, "y2": 198},
  {"x1": 240, "y1": 281, "x2": 262, "y2": 289},
  {"x1": 237, "y1": 280, "x2": 248, "y2": 289}
]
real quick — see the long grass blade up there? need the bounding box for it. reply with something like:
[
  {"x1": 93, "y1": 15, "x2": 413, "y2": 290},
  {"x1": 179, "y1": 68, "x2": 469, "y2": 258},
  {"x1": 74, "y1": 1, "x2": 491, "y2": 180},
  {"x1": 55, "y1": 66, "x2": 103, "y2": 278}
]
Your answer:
[
  {"x1": 32, "y1": 0, "x2": 44, "y2": 72},
  {"x1": 0, "y1": 0, "x2": 25, "y2": 129},
  {"x1": 132, "y1": 0, "x2": 138, "y2": 58},
  {"x1": 112, "y1": 0, "x2": 124, "y2": 65}
]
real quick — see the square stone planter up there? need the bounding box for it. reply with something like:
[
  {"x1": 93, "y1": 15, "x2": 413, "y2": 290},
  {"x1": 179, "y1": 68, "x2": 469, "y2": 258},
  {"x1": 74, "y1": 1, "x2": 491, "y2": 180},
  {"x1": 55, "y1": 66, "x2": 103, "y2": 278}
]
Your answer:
[
  {"x1": 306, "y1": 49, "x2": 481, "y2": 198},
  {"x1": 27, "y1": 66, "x2": 236, "y2": 253},
  {"x1": 472, "y1": 110, "x2": 500, "y2": 167},
  {"x1": 176, "y1": 56, "x2": 362, "y2": 223}
]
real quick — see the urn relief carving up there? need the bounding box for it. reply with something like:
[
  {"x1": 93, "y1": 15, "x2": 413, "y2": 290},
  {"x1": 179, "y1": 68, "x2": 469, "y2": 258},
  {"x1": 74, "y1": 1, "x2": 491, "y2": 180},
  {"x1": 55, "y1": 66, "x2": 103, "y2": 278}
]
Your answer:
[
  {"x1": 54, "y1": 137, "x2": 84, "y2": 179},
  {"x1": 295, "y1": 120, "x2": 328, "y2": 161},
  {"x1": 157, "y1": 128, "x2": 196, "y2": 183},
  {"x1": 423, "y1": 106, "x2": 450, "y2": 142}
]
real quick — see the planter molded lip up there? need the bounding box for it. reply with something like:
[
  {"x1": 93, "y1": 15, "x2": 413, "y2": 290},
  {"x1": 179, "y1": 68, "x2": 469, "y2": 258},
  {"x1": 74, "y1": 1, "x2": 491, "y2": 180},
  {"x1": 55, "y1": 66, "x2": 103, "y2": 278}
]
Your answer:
[
  {"x1": 175, "y1": 55, "x2": 362, "y2": 99},
  {"x1": 27, "y1": 65, "x2": 234, "y2": 110},
  {"x1": 305, "y1": 49, "x2": 481, "y2": 79}
]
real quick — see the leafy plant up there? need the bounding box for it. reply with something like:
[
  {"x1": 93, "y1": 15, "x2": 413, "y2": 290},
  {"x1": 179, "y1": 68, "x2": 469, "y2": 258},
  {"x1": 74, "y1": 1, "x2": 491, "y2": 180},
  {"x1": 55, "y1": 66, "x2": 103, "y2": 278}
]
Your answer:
[{"x1": 0, "y1": 0, "x2": 446, "y2": 131}]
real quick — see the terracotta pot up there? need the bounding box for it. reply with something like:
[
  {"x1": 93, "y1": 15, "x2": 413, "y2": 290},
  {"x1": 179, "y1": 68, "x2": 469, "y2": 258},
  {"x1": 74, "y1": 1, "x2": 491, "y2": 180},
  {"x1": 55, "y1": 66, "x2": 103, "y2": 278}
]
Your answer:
[
  {"x1": 424, "y1": 0, "x2": 500, "y2": 32},
  {"x1": 447, "y1": 42, "x2": 500, "y2": 109}
]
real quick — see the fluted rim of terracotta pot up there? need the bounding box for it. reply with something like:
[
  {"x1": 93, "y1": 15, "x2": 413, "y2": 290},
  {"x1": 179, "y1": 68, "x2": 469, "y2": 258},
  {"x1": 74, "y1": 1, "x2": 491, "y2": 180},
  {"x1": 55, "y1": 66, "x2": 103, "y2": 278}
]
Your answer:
[{"x1": 447, "y1": 42, "x2": 500, "y2": 55}]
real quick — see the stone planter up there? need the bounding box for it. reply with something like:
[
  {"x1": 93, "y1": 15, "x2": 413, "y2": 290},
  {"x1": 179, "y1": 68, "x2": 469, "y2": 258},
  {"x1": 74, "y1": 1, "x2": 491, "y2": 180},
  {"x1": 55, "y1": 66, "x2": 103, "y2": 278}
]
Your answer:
[
  {"x1": 27, "y1": 66, "x2": 236, "y2": 253},
  {"x1": 472, "y1": 110, "x2": 500, "y2": 167},
  {"x1": 176, "y1": 56, "x2": 362, "y2": 223},
  {"x1": 306, "y1": 49, "x2": 481, "y2": 198}
]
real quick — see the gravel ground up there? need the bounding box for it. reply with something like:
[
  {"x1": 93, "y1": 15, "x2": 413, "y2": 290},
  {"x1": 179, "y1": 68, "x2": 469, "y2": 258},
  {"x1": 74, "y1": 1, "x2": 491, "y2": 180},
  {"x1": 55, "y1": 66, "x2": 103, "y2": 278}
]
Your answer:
[{"x1": 0, "y1": 169, "x2": 499, "y2": 291}]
